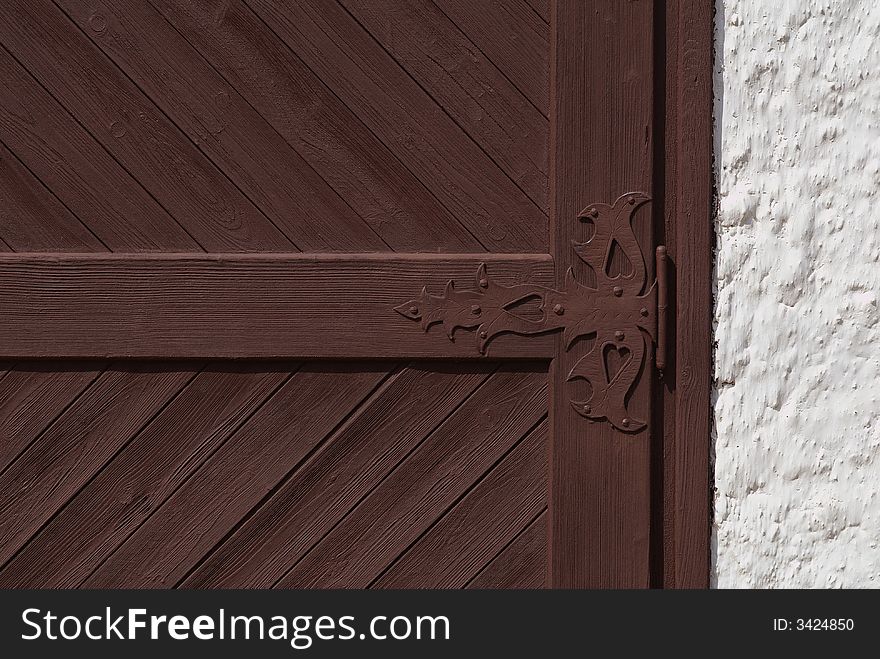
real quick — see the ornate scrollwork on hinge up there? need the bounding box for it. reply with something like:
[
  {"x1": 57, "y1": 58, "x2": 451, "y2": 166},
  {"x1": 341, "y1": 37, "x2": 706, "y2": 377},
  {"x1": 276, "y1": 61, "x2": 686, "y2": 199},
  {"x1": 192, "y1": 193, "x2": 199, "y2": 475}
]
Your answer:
[{"x1": 394, "y1": 192, "x2": 666, "y2": 433}]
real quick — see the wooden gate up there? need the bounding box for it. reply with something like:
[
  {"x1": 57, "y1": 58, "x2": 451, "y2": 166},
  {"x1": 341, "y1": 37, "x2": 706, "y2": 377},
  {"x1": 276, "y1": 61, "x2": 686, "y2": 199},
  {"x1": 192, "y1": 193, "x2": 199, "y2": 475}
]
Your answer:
[{"x1": 0, "y1": 0, "x2": 712, "y2": 588}]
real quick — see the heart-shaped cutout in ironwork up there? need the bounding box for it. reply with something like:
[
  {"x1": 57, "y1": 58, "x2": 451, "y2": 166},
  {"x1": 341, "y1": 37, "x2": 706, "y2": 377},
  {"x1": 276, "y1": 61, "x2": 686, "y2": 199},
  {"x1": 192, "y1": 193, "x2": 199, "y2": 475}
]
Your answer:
[{"x1": 603, "y1": 343, "x2": 632, "y2": 384}]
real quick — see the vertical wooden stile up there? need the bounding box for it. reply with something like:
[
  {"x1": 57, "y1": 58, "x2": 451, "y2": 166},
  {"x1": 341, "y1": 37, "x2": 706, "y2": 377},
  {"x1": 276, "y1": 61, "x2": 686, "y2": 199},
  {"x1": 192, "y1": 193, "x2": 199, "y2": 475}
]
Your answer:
[{"x1": 549, "y1": 0, "x2": 656, "y2": 587}]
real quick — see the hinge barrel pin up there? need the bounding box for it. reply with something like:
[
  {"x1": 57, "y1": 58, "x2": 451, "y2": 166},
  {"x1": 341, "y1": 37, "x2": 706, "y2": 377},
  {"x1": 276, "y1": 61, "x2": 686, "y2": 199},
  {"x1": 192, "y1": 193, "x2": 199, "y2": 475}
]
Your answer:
[{"x1": 655, "y1": 245, "x2": 669, "y2": 370}]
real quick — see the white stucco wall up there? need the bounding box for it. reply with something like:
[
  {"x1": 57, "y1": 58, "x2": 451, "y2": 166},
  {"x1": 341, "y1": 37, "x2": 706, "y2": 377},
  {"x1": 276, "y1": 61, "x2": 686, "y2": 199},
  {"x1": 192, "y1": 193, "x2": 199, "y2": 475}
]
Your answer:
[{"x1": 713, "y1": 0, "x2": 880, "y2": 587}]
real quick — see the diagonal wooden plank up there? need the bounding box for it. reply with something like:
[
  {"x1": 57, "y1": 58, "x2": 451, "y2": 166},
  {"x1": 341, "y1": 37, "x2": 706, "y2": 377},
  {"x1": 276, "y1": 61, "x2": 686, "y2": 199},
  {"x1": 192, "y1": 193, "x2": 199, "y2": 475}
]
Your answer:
[
  {"x1": 338, "y1": 0, "x2": 548, "y2": 208},
  {"x1": 0, "y1": 140, "x2": 107, "y2": 251},
  {"x1": 0, "y1": 253, "x2": 556, "y2": 359},
  {"x1": 55, "y1": 0, "x2": 386, "y2": 253},
  {"x1": 524, "y1": 0, "x2": 549, "y2": 23},
  {"x1": 0, "y1": 367, "x2": 291, "y2": 587},
  {"x1": 432, "y1": 0, "x2": 549, "y2": 116},
  {"x1": 0, "y1": 48, "x2": 197, "y2": 251},
  {"x1": 280, "y1": 369, "x2": 547, "y2": 588},
  {"x1": 0, "y1": 0, "x2": 294, "y2": 251},
  {"x1": 0, "y1": 365, "x2": 199, "y2": 569},
  {"x1": 85, "y1": 364, "x2": 390, "y2": 588},
  {"x1": 373, "y1": 419, "x2": 547, "y2": 588},
  {"x1": 0, "y1": 363, "x2": 104, "y2": 475},
  {"x1": 246, "y1": 0, "x2": 546, "y2": 251},
  {"x1": 181, "y1": 364, "x2": 493, "y2": 588},
  {"x1": 150, "y1": 0, "x2": 481, "y2": 253},
  {"x1": 467, "y1": 510, "x2": 547, "y2": 589}
]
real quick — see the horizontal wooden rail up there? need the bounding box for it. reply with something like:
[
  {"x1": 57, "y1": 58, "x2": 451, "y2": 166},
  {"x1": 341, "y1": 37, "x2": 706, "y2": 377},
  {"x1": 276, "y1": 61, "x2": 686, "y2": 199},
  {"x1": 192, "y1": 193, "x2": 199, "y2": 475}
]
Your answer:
[{"x1": 0, "y1": 253, "x2": 555, "y2": 359}]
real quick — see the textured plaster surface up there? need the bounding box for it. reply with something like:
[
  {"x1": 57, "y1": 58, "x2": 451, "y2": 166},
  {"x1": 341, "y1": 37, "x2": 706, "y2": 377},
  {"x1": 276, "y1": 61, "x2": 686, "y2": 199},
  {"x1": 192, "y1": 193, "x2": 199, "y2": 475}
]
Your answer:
[{"x1": 713, "y1": 0, "x2": 880, "y2": 587}]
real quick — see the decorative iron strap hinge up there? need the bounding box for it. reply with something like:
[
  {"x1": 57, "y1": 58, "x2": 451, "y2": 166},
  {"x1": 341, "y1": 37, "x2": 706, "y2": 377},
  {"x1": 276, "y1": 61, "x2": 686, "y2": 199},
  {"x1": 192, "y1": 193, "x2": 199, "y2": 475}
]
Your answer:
[{"x1": 394, "y1": 192, "x2": 668, "y2": 433}]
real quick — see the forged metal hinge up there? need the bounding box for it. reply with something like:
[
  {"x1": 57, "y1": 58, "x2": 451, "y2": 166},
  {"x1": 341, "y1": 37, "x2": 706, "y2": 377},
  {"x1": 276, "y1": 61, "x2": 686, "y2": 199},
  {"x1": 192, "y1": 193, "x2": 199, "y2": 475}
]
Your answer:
[{"x1": 394, "y1": 192, "x2": 668, "y2": 433}]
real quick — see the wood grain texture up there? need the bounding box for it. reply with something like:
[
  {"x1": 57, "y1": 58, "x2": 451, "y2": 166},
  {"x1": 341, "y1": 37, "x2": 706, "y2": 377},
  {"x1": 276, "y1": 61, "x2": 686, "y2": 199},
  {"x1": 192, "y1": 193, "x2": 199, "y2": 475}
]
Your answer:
[
  {"x1": 150, "y1": 0, "x2": 480, "y2": 253},
  {"x1": 0, "y1": 365, "x2": 198, "y2": 568},
  {"x1": 0, "y1": 253, "x2": 555, "y2": 359},
  {"x1": 0, "y1": 0, "x2": 293, "y2": 252},
  {"x1": 0, "y1": 47, "x2": 197, "y2": 250},
  {"x1": 0, "y1": 367, "x2": 290, "y2": 587},
  {"x1": 247, "y1": 0, "x2": 547, "y2": 251},
  {"x1": 374, "y1": 418, "x2": 547, "y2": 589},
  {"x1": 548, "y1": 0, "x2": 654, "y2": 587},
  {"x1": 432, "y1": 0, "x2": 549, "y2": 116},
  {"x1": 0, "y1": 141, "x2": 106, "y2": 251},
  {"x1": 0, "y1": 363, "x2": 104, "y2": 473},
  {"x1": 85, "y1": 364, "x2": 389, "y2": 588},
  {"x1": 524, "y1": 0, "x2": 549, "y2": 23},
  {"x1": 0, "y1": 0, "x2": 712, "y2": 590},
  {"x1": 665, "y1": 0, "x2": 713, "y2": 588},
  {"x1": 467, "y1": 510, "x2": 547, "y2": 589},
  {"x1": 340, "y1": 0, "x2": 548, "y2": 210},
  {"x1": 181, "y1": 365, "x2": 493, "y2": 588},
  {"x1": 55, "y1": 0, "x2": 387, "y2": 253},
  {"x1": 280, "y1": 369, "x2": 547, "y2": 588}
]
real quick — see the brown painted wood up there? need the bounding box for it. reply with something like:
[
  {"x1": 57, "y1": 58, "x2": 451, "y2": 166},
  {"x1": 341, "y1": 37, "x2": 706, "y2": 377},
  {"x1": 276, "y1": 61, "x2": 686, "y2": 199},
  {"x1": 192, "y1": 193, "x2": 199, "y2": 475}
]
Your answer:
[
  {"x1": 374, "y1": 418, "x2": 547, "y2": 589},
  {"x1": 339, "y1": 0, "x2": 548, "y2": 212},
  {"x1": 467, "y1": 510, "x2": 547, "y2": 589},
  {"x1": 84, "y1": 364, "x2": 389, "y2": 588},
  {"x1": 149, "y1": 0, "x2": 482, "y2": 253},
  {"x1": 0, "y1": 141, "x2": 106, "y2": 251},
  {"x1": 0, "y1": 363, "x2": 104, "y2": 473},
  {"x1": 280, "y1": 369, "x2": 546, "y2": 588},
  {"x1": 0, "y1": 365, "x2": 199, "y2": 568},
  {"x1": 55, "y1": 0, "x2": 387, "y2": 253},
  {"x1": 0, "y1": 253, "x2": 555, "y2": 359},
  {"x1": 0, "y1": 0, "x2": 713, "y2": 589},
  {"x1": 0, "y1": 47, "x2": 198, "y2": 251},
  {"x1": 548, "y1": 0, "x2": 654, "y2": 588},
  {"x1": 662, "y1": 0, "x2": 713, "y2": 588},
  {"x1": 0, "y1": 0, "x2": 295, "y2": 252},
  {"x1": 181, "y1": 365, "x2": 495, "y2": 588},
  {"x1": 524, "y1": 0, "x2": 549, "y2": 24},
  {"x1": 246, "y1": 0, "x2": 546, "y2": 251},
  {"x1": 0, "y1": 367, "x2": 290, "y2": 587},
  {"x1": 432, "y1": 0, "x2": 549, "y2": 116}
]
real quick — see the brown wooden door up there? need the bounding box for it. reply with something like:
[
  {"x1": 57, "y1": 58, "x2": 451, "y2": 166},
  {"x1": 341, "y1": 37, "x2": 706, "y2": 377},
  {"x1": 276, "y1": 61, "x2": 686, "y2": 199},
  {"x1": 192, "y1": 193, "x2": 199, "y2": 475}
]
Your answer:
[{"x1": 0, "y1": 0, "x2": 711, "y2": 588}]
